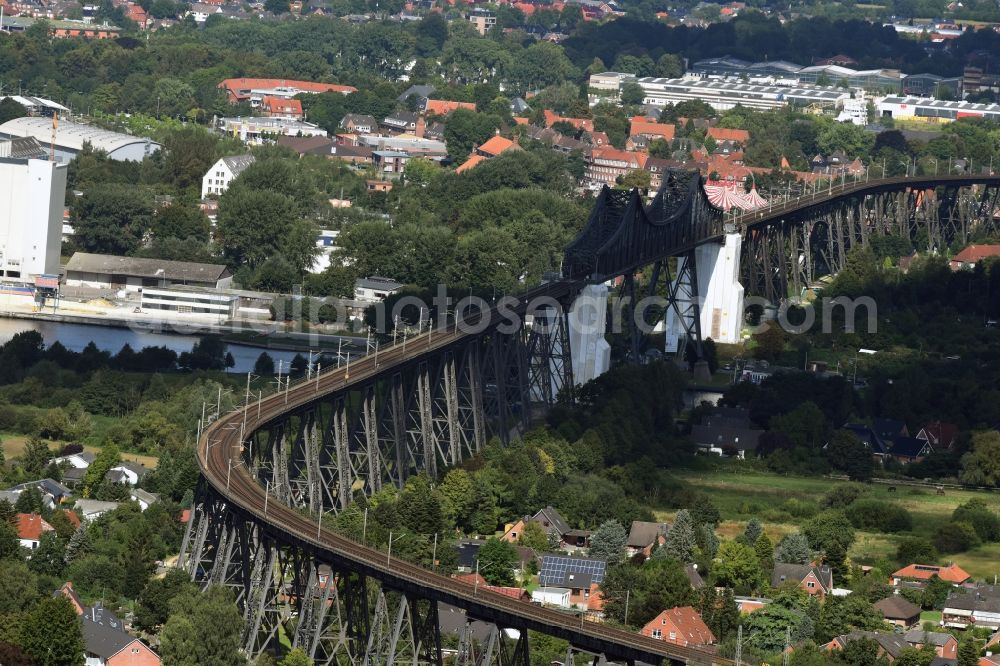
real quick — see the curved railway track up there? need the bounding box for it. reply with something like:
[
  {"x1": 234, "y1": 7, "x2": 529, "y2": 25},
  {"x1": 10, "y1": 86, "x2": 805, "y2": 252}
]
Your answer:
[{"x1": 198, "y1": 283, "x2": 726, "y2": 666}]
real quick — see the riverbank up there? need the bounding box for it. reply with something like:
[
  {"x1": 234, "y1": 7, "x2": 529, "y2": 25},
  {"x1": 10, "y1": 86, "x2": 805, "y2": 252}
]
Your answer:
[{"x1": 0, "y1": 294, "x2": 364, "y2": 354}]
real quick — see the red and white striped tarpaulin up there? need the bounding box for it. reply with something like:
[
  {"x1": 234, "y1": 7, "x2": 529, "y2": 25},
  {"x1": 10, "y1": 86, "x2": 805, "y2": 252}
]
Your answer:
[
  {"x1": 743, "y1": 186, "x2": 768, "y2": 210},
  {"x1": 704, "y1": 184, "x2": 751, "y2": 211}
]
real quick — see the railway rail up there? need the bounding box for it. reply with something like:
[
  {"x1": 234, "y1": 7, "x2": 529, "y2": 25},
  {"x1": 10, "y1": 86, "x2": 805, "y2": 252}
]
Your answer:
[{"x1": 198, "y1": 282, "x2": 727, "y2": 666}]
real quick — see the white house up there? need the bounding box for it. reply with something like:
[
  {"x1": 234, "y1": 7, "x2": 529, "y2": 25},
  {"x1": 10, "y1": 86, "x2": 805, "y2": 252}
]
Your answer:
[
  {"x1": 51, "y1": 451, "x2": 96, "y2": 469},
  {"x1": 530, "y1": 587, "x2": 571, "y2": 608},
  {"x1": 354, "y1": 276, "x2": 402, "y2": 303},
  {"x1": 105, "y1": 462, "x2": 148, "y2": 486},
  {"x1": 201, "y1": 154, "x2": 255, "y2": 199},
  {"x1": 129, "y1": 489, "x2": 159, "y2": 511},
  {"x1": 74, "y1": 499, "x2": 121, "y2": 521}
]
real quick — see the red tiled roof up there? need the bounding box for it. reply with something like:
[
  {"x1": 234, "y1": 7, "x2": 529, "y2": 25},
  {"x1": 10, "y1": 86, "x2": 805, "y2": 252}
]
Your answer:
[
  {"x1": 456, "y1": 154, "x2": 487, "y2": 173},
  {"x1": 424, "y1": 99, "x2": 476, "y2": 116},
  {"x1": 951, "y1": 244, "x2": 1000, "y2": 265},
  {"x1": 262, "y1": 96, "x2": 303, "y2": 115},
  {"x1": 919, "y1": 421, "x2": 959, "y2": 449},
  {"x1": 218, "y1": 78, "x2": 356, "y2": 100},
  {"x1": 642, "y1": 606, "x2": 715, "y2": 645},
  {"x1": 587, "y1": 583, "x2": 605, "y2": 611},
  {"x1": 16, "y1": 513, "x2": 54, "y2": 541},
  {"x1": 591, "y1": 147, "x2": 647, "y2": 168},
  {"x1": 892, "y1": 563, "x2": 970, "y2": 583},
  {"x1": 707, "y1": 127, "x2": 750, "y2": 143},
  {"x1": 477, "y1": 135, "x2": 517, "y2": 157},
  {"x1": 485, "y1": 586, "x2": 529, "y2": 600},
  {"x1": 543, "y1": 109, "x2": 594, "y2": 133},
  {"x1": 630, "y1": 118, "x2": 675, "y2": 141},
  {"x1": 63, "y1": 509, "x2": 81, "y2": 528},
  {"x1": 453, "y1": 572, "x2": 489, "y2": 587}
]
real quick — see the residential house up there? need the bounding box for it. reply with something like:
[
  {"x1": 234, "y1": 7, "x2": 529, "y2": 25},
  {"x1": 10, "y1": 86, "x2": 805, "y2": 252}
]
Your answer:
[
  {"x1": 12, "y1": 478, "x2": 73, "y2": 506},
  {"x1": 354, "y1": 277, "x2": 402, "y2": 303},
  {"x1": 467, "y1": 7, "x2": 496, "y2": 34},
  {"x1": 201, "y1": 154, "x2": 255, "y2": 198},
  {"x1": 531, "y1": 587, "x2": 572, "y2": 607},
  {"x1": 455, "y1": 540, "x2": 535, "y2": 574},
  {"x1": 771, "y1": 563, "x2": 833, "y2": 599},
  {"x1": 73, "y1": 596, "x2": 162, "y2": 666},
  {"x1": 903, "y1": 630, "x2": 958, "y2": 659},
  {"x1": 366, "y1": 180, "x2": 393, "y2": 193},
  {"x1": 75, "y1": 499, "x2": 121, "y2": 521},
  {"x1": 423, "y1": 99, "x2": 476, "y2": 116},
  {"x1": 874, "y1": 596, "x2": 922, "y2": 628},
  {"x1": 129, "y1": 489, "x2": 159, "y2": 511},
  {"x1": 261, "y1": 96, "x2": 304, "y2": 120},
  {"x1": 887, "y1": 437, "x2": 934, "y2": 464},
  {"x1": 276, "y1": 135, "x2": 337, "y2": 157},
  {"x1": 640, "y1": 607, "x2": 715, "y2": 646},
  {"x1": 892, "y1": 563, "x2": 970, "y2": 588},
  {"x1": 372, "y1": 150, "x2": 409, "y2": 176},
  {"x1": 706, "y1": 127, "x2": 750, "y2": 144},
  {"x1": 949, "y1": 245, "x2": 1000, "y2": 271},
  {"x1": 51, "y1": 451, "x2": 96, "y2": 469},
  {"x1": 644, "y1": 157, "x2": 693, "y2": 191},
  {"x1": 397, "y1": 84, "x2": 435, "y2": 104},
  {"x1": 625, "y1": 521, "x2": 668, "y2": 557},
  {"x1": 585, "y1": 147, "x2": 647, "y2": 187},
  {"x1": 543, "y1": 110, "x2": 595, "y2": 133},
  {"x1": 691, "y1": 406, "x2": 762, "y2": 459},
  {"x1": 105, "y1": 462, "x2": 148, "y2": 486},
  {"x1": 16, "y1": 513, "x2": 54, "y2": 549},
  {"x1": 340, "y1": 114, "x2": 377, "y2": 134},
  {"x1": 626, "y1": 117, "x2": 675, "y2": 151},
  {"x1": 943, "y1": 586, "x2": 1000, "y2": 629},
  {"x1": 841, "y1": 423, "x2": 889, "y2": 460},
  {"x1": 538, "y1": 555, "x2": 606, "y2": 609},
  {"x1": 520, "y1": 125, "x2": 588, "y2": 155},
  {"x1": 734, "y1": 596, "x2": 769, "y2": 613},
  {"x1": 380, "y1": 111, "x2": 419, "y2": 134},
  {"x1": 825, "y1": 632, "x2": 909, "y2": 661},
  {"x1": 916, "y1": 422, "x2": 959, "y2": 451},
  {"x1": 456, "y1": 135, "x2": 520, "y2": 172}
]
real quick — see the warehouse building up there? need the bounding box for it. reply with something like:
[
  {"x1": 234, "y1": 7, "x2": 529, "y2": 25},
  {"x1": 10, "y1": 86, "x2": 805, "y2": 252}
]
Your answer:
[
  {"x1": 0, "y1": 117, "x2": 161, "y2": 163},
  {"x1": 877, "y1": 96, "x2": 1000, "y2": 122},
  {"x1": 0, "y1": 138, "x2": 67, "y2": 285},
  {"x1": 632, "y1": 77, "x2": 850, "y2": 111},
  {"x1": 64, "y1": 253, "x2": 233, "y2": 292}
]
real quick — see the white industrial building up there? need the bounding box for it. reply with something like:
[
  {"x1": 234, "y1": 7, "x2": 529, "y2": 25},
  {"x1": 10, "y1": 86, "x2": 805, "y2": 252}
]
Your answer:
[
  {"x1": 0, "y1": 140, "x2": 67, "y2": 285},
  {"x1": 633, "y1": 77, "x2": 850, "y2": 112},
  {"x1": 201, "y1": 154, "x2": 255, "y2": 198},
  {"x1": 0, "y1": 116, "x2": 161, "y2": 163},
  {"x1": 877, "y1": 96, "x2": 1000, "y2": 122},
  {"x1": 216, "y1": 116, "x2": 328, "y2": 143},
  {"x1": 354, "y1": 276, "x2": 402, "y2": 302},
  {"x1": 64, "y1": 253, "x2": 233, "y2": 292}
]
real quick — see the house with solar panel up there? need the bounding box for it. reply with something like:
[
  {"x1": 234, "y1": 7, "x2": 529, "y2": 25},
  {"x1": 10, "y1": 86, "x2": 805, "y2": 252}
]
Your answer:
[{"x1": 535, "y1": 555, "x2": 607, "y2": 610}]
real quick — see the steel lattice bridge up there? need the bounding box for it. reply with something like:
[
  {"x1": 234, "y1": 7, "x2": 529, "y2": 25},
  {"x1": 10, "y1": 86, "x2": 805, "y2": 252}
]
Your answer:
[{"x1": 180, "y1": 171, "x2": 1000, "y2": 666}]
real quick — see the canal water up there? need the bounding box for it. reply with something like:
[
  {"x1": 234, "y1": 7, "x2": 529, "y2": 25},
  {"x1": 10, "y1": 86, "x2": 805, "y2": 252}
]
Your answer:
[{"x1": 0, "y1": 318, "x2": 308, "y2": 373}]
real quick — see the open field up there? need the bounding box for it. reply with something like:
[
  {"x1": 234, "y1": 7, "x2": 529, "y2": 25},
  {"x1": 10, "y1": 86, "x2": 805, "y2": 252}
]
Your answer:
[
  {"x1": 660, "y1": 465, "x2": 1000, "y2": 581},
  {"x1": 1, "y1": 434, "x2": 159, "y2": 469}
]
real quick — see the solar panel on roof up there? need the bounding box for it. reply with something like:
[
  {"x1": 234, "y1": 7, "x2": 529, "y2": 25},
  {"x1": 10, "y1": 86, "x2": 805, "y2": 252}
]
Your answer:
[{"x1": 538, "y1": 555, "x2": 607, "y2": 586}]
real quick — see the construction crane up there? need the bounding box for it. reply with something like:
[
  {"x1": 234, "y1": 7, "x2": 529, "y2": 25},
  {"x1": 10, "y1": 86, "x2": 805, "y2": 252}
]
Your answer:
[{"x1": 50, "y1": 112, "x2": 58, "y2": 161}]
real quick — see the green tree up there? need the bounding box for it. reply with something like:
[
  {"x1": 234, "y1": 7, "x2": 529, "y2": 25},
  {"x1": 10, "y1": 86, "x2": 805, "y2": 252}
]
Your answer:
[
  {"x1": 816, "y1": 594, "x2": 885, "y2": 642},
  {"x1": 277, "y1": 649, "x2": 311, "y2": 666},
  {"x1": 0, "y1": 521, "x2": 21, "y2": 560},
  {"x1": 770, "y1": 401, "x2": 827, "y2": 450},
  {"x1": 589, "y1": 520, "x2": 627, "y2": 563},
  {"x1": 20, "y1": 436, "x2": 51, "y2": 478},
  {"x1": 253, "y1": 352, "x2": 275, "y2": 376},
  {"x1": 0, "y1": 98, "x2": 27, "y2": 125},
  {"x1": 518, "y1": 521, "x2": 550, "y2": 553},
  {"x1": 803, "y1": 510, "x2": 855, "y2": 553},
  {"x1": 20, "y1": 596, "x2": 85, "y2": 666},
  {"x1": 744, "y1": 518, "x2": 763, "y2": 545},
  {"x1": 953, "y1": 499, "x2": 1000, "y2": 542},
  {"x1": 620, "y1": 82, "x2": 645, "y2": 106},
  {"x1": 776, "y1": 533, "x2": 811, "y2": 565},
  {"x1": 0, "y1": 561, "x2": 38, "y2": 614},
  {"x1": 826, "y1": 431, "x2": 873, "y2": 481},
  {"x1": 476, "y1": 538, "x2": 518, "y2": 586},
  {"x1": 444, "y1": 109, "x2": 502, "y2": 162},
  {"x1": 933, "y1": 522, "x2": 980, "y2": 554},
  {"x1": 896, "y1": 537, "x2": 936, "y2": 565},
  {"x1": 755, "y1": 534, "x2": 775, "y2": 579},
  {"x1": 28, "y1": 531, "x2": 66, "y2": 578},
  {"x1": 83, "y1": 444, "x2": 120, "y2": 497},
  {"x1": 160, "y1": 587, "x2": 244, "y2": 666},
  {"x1": 71, "y1": 184, "x2": 155, "y2": 256},
  {"x1": 957, "y1": 634, "x2": 979, "y2": 666},
  {"x1": 960, "y1": 432, "x2": 1000, "y2": 487},
  {"x1": 690, "y1": 497, "x2": 721, "y2": 527},
  {"x1": 697, "y1": 524, "x2": 720, "y2": 559},
  {"x1": 438, "y1": 469, "x2": 474, "y2": 529},
  {"x1": 714, "y1": 541, "x2": 762, "y2": 592},
  {"x1": 662, "y1": 509, "x2": 696, "y2": 562}
]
